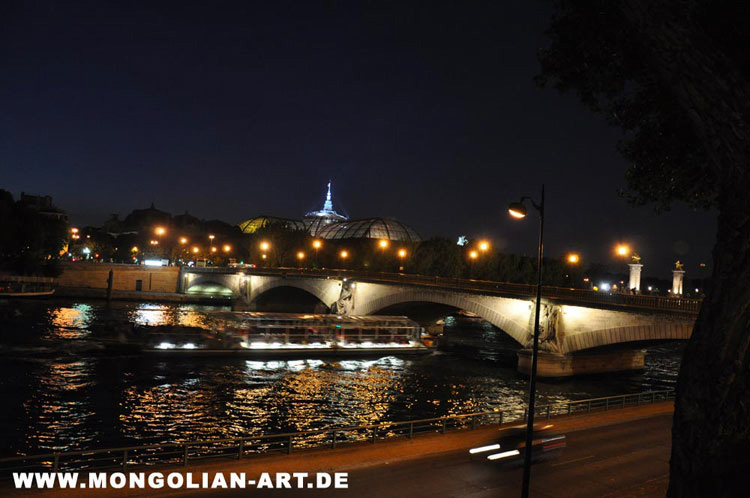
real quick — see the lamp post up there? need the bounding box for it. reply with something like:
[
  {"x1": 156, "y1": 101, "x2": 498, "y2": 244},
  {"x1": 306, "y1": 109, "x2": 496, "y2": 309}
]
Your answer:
[{"x1": 508, "y1": 185, "x2": 545, "y2": 498}]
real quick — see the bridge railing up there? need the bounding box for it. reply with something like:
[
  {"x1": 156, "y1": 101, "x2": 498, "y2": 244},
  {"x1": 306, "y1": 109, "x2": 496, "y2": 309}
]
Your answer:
[
  {"x1": 187, "y1": 266, "x2": 702, "y2": 314},
  {"x1": 0, "y1": 389, "x2": 674, "y2": 476}
]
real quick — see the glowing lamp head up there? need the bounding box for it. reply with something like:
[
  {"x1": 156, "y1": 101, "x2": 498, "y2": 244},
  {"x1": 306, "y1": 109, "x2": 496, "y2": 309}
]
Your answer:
[
  {"x1": 192, "y1": 246, "x2": 199, "y2": 253},
  {"x1": 154, "y1": 226, "x2": 166, "y2": 235},
  {"x1": 398, "y1": 249, "x2": 407, "y2": 258},
  {"x1": 260, "y1": 241, "x2": 270, "y2": 251},
  {"x1": 179, "y1": 237, "x2": 188, "y2": 244},
  {"x1": 616, "y1": 244, "x2": 630, "y2": 257},
  {"x1": 223, "y1": 244, "x2": 231, "y2": 252},
  {"x1": 340, "y1": 250, "x2": 348, "y2": 259},
  {"x1": 379, "y1": 240, "x2": 389, "y2": 249},
  {"x1": 508, "y1": 202, "x2": 527, "y2": 219},
  {"x1": 478, "y1": 241, "x2": 490, "y2": 252},
  {"x1": 208, "y1": 234, "x2": 215, "y2": 240},
  {"x1": 312, "y1": 240, "x2": 322, "y2": 249},
  {"x1": 567, "y1": 253, "x2": 580, "y2": 264},
  {"x1": 297, "y1": 251, "x2": 305, "y2": 260},
  {"x1": 131, "y1": 246, "x2": 139, "y2": 253},
  {"x1": 469, "y1": 250, "x2": 479, "y2": 260},
  {"x1": 211, "y1": 247, "x2": 218, "y2": 253}
]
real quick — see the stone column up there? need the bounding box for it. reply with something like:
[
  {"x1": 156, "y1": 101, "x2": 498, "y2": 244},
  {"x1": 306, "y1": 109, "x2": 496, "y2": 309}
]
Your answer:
[
  {"x1": 628, "y1": 264, "x2": 643, "y2": 293},
  {"x1": 672, "y1": 270, "x2": 685, "y2": 296}
]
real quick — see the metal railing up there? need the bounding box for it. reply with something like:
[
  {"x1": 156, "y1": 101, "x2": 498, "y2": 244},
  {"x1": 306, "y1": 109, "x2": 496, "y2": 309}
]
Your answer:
[
  {"x1": 0, "y1": 390, "x2": 674, "y2": 477},
  {"x1": 186, "y1": 266, "x2": 702, "y2": 315}
]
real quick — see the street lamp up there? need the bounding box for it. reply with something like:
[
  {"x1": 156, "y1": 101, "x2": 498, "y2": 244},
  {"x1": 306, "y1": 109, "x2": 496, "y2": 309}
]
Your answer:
[
  {"x1": 223, "y1": 244, "x2": 231, "y2": 253},
  {"x1": 179, "y1": 237, "x2": 188, "y2": 244},
  {"x1": 312, "y1": 239, "x2": 322, "y2": 266},
  {"x1": 478, "y1": 240, "x2": 490, "y2": 252},
  {"x1": 339, "y1": 249, "x2": 348, "y2": 268},
  {"x1": 508, "y1": 185, "x2": 545, "y2": 498},
  {"x1": 297, "y1": 251, "x2": 305, "y2": 267},
  {"x1": 398, "y1": 248, "x2": 407, "y2": 272}
]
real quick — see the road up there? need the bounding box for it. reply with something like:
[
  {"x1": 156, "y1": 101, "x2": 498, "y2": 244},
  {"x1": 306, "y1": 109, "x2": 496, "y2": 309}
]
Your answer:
[{"x1": 193, "y1": 413, "x2": 672, "y2": 498}]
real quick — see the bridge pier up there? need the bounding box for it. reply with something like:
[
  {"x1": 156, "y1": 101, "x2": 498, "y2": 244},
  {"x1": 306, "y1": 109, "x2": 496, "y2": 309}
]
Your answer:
[{"x1": 517, "y1": 348, "x2": 646, "y2": 378}]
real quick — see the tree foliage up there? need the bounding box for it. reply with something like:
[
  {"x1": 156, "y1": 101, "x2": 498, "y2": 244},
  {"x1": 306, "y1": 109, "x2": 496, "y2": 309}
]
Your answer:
[{"x1": 537, "y1": 2, "x2": 750, "y2": 496}]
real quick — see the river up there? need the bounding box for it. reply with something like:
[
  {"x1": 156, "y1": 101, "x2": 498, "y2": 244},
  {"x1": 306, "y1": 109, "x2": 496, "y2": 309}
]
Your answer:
[{"x1": 0, "y1": 299, "x2": 683, "y2": 457}]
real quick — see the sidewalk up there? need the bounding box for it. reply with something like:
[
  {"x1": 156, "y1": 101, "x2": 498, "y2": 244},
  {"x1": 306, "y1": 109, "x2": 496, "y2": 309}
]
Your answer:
[{"x1": 5, "y1": 401, "x2": 674, "y2": 497}]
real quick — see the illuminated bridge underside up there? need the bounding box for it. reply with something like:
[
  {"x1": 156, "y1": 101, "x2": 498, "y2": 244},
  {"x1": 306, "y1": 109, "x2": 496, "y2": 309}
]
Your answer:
[{"x1": 180, "y1": 270, "x2": 696, "y2": 359}]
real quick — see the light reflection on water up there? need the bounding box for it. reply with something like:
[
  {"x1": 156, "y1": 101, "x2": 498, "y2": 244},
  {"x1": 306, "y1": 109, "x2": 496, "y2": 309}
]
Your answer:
[{"x1": 0, "y1": 299, "x2": 685, "y2": 457}]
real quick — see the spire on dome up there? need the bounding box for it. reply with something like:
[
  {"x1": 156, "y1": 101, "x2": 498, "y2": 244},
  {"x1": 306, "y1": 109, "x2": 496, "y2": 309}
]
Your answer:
[{"x1": 323, "y1": 180, "x2": 333, "y2": 212}]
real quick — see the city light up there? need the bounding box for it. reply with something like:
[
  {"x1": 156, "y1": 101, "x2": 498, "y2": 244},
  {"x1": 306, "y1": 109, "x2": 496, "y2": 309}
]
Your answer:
[
  {"x1": 261, "y1": 254, "x2": 267, "y2": 260},
  {"x1": 567, "y1": 253, "x2": 580, "y2": 264},
  {"x1": 478, "y1": 240, "x2": 490, "y2": 252},
  {"x1": 149, "y1": 240, "x2": 159, "y2": 245},
  {"x1": 192, "y1": 246, "x2": 200, "y2": 254},
  {"x1": 297, "y1": 251, "x2": 305, "y2": 260},
  {"x1": 131, "y1": 246, "x2": 138, "y2": 252},
  {"x1": 71, "y1": 227, "x2": 79, "y2": 234},
  {"x1": 209, "y1": 234, "x2": 215, "y2": 240},
  {"x1": 260, "y1": 241, "x2": 270, "y2": 251},
  {"x1": 211, "y1": 247, "x2": 218, "y2": 253},
  {"x1": 469, "y1": 250, "x2": 479, "y2": 259},
  {"x1": 508, "y1": 202, "x2": 527, "y2": 219},
  {"x1": 379, "y1": 240, "x2": 389, "y2": 249},
  {"x1": 222, "y1": 244, "x2": 231, "y2": 252},
  {"x1": 180, "y1": 237, "x2": 188, "y2": 244},
  {"x1": 398, "y1": 249, "x2": 407, "y2": 258},
  {"x1": 615, "y1": 244, "x2": 630, "y2": 257},
  {"x1": 312, "y1": 240, "x2": 322, "y2": 249},
  {"x1": 340, "y1": 250, "x2": 348, "y2": 259},
  {"x1": 154, "y1": 226, "x2": 166, "y2": 235}
]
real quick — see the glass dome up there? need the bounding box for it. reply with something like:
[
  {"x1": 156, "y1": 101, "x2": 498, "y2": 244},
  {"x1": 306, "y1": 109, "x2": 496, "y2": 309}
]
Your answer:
[
  {"x1": 238, "y1": 216, "x2": 307, "y2": 234},
  {"x1": 316, "y1": 217, "x2": 421, "y2": 242}
]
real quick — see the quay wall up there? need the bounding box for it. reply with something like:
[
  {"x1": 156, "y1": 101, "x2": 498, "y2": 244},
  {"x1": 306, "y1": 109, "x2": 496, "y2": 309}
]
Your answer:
[{"x1": 57, "y1": 262, "x2": 180, "y2": 293}]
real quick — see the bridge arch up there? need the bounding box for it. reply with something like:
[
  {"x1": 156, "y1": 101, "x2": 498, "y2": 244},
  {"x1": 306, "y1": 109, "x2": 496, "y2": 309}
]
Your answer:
[
  {"x1": 355, "y1": 287, "x2": 530, "y2": 346},
  {"x1": 248, "y1": 276, "x2": 342, "y2": 310},
  {"x1": 185, "y1": 280, "x2": 235, "y2": 297},
  {"x1": 561, "y1": 322, "x2": 693, "y2": 353}
]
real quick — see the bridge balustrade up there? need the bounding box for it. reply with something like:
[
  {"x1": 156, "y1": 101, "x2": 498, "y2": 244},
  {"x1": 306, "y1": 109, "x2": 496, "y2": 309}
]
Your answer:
[{"x1": 186, "y1": 266, "x2": 702, "y2": 314}]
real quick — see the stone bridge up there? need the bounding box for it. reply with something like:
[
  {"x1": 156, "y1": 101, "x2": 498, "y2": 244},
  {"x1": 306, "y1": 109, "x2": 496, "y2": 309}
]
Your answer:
[{"x1": 179, "y1": 267, "x2": 700, "y2": 376}]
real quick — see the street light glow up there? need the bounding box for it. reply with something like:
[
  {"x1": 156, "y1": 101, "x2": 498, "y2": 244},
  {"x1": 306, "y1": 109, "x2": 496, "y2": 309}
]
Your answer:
[
  {"x1": 179, "y1": 237, "x2": 188, "y2": 244},
  {"x1": 379, "y1": 239, "x2": 389, "y2": 249},
  {"x1": 209, "y1": 234, "x2": 215, "y2": 240},
  {"x1": 616, "y1": 244, "x2": 630, "y2": 257},
  {"x1": 154, "y1": 226, "x2": 166, "y2": 235},
  {"x1": 340, "y1": 250, "x2": 348, "y2": 259},
  {"x1": 469, "y1": 250, "x2": 479, "y2": 259},
  {"x1": 312, "y1": 240, "x2": 322, "y2": 249},
  {"x1": 223, "y1": 244, "x2": 231, "y2": 252},
  {"x1": 478, "y1": 240, "x2": 489, "y2": 251},
  {"x1": 192, "y1": 246, "x2": 200, "y2": 253},
  {"x1": 211, "y1": 247, "x2": 218, "y2": 253},
  {"x1": 508, "y1": 202, "x2": 527, "y2": 219},
  {"x1": 260, "y1": 241, "x2": 270, "y2": 251},
  {"x1": 297, "y1": 251, "x2": 305, "y2": 260},
  {"x1": 398, "y1": 249, "x2": 407, "y2": 258},
  {"x1": 567, "y1": 253, "x2": 580, "y2": 264}
]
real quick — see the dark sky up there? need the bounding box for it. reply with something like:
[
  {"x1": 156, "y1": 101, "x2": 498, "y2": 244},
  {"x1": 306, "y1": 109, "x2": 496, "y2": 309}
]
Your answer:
[{"x1": 1, "y1": 0, "x2": 716, "y2": 278}]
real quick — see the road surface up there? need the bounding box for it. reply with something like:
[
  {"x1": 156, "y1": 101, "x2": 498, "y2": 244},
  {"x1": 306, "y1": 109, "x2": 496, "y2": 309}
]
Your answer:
[{"x1": 193, "y1": 412, "x2": 671, "y2": 498}]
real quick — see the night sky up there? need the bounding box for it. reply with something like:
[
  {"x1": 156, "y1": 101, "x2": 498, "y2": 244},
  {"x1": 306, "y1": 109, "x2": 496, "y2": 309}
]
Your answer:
[{"x1": 2, "y1": 1, "x2": 716, "y2": 277}]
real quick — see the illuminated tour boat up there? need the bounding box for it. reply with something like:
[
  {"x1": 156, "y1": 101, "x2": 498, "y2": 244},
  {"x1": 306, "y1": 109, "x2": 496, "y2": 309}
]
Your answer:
[{"x1": 138, "y1": 312, "x2": 436, "y2": 356}]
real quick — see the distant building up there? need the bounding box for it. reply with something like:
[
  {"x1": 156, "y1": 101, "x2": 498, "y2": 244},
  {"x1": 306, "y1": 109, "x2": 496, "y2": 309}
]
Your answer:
[
  {"x1": 238, "y1": 181, "x2": 421, "y2": 242},
  {"x1": 19, "y1": 192, "x2": 68, "y2": 222}
]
